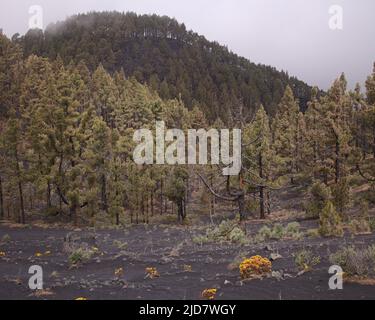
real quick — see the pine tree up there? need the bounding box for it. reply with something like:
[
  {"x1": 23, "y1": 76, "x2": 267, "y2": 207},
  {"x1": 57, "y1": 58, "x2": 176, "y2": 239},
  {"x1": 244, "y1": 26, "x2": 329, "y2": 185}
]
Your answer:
[
  {"x1": 92, "y1": 64, "x2": 118, "y2": 128},
  {"x1": 84, "y1": 117, "x2": 112, "y2": 213},
  {"x1": 1, "y1": 111, "x2": 26, "y2": 223},
  {"x1": 272, "y1": 86, "x2": 300, "y2": 184},
  {"x1": 321, "y1": 74, "x2": 352, "y2": 184},
  {"x1": 243, "y1": 106, "x2": 277, "y2": 219},
  {"x1": 165, "y1": 167, "x2": 189, "y2": 223}
]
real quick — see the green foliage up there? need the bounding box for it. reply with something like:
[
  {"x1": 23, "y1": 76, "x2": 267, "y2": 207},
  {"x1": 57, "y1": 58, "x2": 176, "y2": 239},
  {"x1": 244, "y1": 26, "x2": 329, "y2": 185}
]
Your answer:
[
  {"x1": 306, "y1": 229, "x2": 320, "y2": 238},
  {"x1": 319, "y1": 201, "x2": 344, "y2": 237},
  {"x1": 331, "y1": 178, "x2": 351, "y2": 218},
  {"x1": 68, "y1": 247, "x2": 94, "y2": 266},
  {"x1": 193, "y1": 220, "x2": 248, "y2": 245},
  {"x1": 305, "y1": 181, "x2": 331, "y2": 218},
  {"x1": 294, "y1": 249, "x2": 321, "y2": 271},
  {"x1": 1, "y1": 234, "x2": 11, "y2": 243},
  {"x1": 330, "y1": 245, "x2": 375, "y2": 277},
  {"x1": 254, "y1": 222, "x2": 302, "y2": 243},
  {"x1": 362, "y1": 183, "x2": 375, "y2": 205},
  {"x1": 0, "y1": 17, "x2": 374, "y2": 232},
  {"x1": 18, "y1": 12, "x2": 313, "y2": 123},
  {"x1": 348, "y1": 218, "x2": 371, "y2": 235}
]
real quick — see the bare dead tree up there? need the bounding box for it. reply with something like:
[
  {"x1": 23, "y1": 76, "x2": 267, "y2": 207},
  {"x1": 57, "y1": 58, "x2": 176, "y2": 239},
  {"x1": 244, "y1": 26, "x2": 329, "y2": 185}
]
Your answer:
[{"x1": 196, "y1": 171, "x2": 247, "y2": 221}]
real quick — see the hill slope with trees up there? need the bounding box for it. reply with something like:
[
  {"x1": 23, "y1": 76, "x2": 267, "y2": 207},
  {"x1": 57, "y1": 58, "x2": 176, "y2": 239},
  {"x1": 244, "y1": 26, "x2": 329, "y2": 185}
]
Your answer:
[{"x1": 14, "y1": 12, "x2": 313, "y2": 122}]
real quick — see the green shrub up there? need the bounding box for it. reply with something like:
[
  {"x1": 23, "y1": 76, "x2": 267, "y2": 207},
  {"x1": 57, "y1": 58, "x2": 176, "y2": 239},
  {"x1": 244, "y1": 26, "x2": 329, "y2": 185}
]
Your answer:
[
  {"x1": 193, "y1": 220, "x2": 248, "y2": 245},
  {"x1": 255, "y1": 226, "x2": 272, "y2": 242},
  {"x1": 306, "y1": 228, "x2": 320, "y2": 238},
  {"x1": 271, "y1": 223, "x2": 284, "y2": 240},
  {"x1": 1, "y1": 234, "x2": 11, "y2": 243},
  {"x1": 294, "y1": 249, "x2": 321, "y2": 271},
  {"x1": 363, "y1": 183, "x2": 375, "y2": 204},
  {"x1": 254, "y1": 222, "x2": 302, "y2": 243},
  {"x1": 369, "y1": 217, "x2": 375, "y2": 232},
  {"x1": 229, "y1": 227, "x2": 247, "y2": 243},
  {"x1": 68, "y1": 248, "x2": 94, "y2": 266},
  {"x1": 113, "y1": 240, "x2": 128, "y2": 250},
  {"x1": 330, "y1": 245, "x2": 375, "y2": 277},
  {"x1": 285, "y1": 222, "x2": 303, "y2": 239},
  {"x1": 319, "y1": 201, "x2": 344, "y2": 237},
  {"x1": 331, "y1": 178, "x2": 351, "y2": 219},
  {"x1": 305, "y1": 181, "x2": 331, "y2": 218},
  {"x1": 349, "y1": 219, "x2": 371, "y2": 235}
]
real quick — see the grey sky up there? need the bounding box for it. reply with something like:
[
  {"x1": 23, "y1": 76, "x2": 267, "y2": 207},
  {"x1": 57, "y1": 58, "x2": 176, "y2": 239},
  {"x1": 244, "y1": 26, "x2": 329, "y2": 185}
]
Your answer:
[{"x1": 1, "y1": 0, "x2": 374, "y2": 90}]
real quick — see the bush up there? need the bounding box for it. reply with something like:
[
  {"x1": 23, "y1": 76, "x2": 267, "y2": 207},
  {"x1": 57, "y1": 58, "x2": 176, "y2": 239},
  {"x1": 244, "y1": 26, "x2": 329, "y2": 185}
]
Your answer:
[
  {"x1": 255, "y1": 226, "x2": 272, "y2": 242},
  {"x1": 69, "y1": 248, "x2": 94, "y2": 266},
  {"x1": 254, "y1": 222, "x2": 302, "y2": 243},
  {"x1": 363, "y1": 183, "x2": 375, "y2": 205},
  {"x1": 1, "y1": 234, "x2": 11, "y2": 243},
  {"x1": 294, "y1": 249, "x2": 321, "y2": 271},
  {"x1": 285, "y1": 222, "x2": 303, "y2": 239},
  {"x1": 369, "y1": 217, "x2": 375, "y2": 232},
  {"x1": 201, "y1": 289, "x2": 217, "y2": 300},
  {"x1": 331, "y1": 178, "x2": 351, "y2": 218},
  {"x1": 193, "y1": 220, "x2": 248, "y2": 245},
  {"x1": 319, "y1": 201, "x2": 344, "y2": 237},
  {"x1": 305, "y1": 181, "x2": 331, "y2": 218},
  {"x1": 271, "y1": 223, "x2": 284, "y2": 240},
  {"x1": 330, "y1": 245, "x2": 375, "y2": 277},
  {"x1": 239, "y1": 256, "x2": 272, "y2": 279},
  {"x1": 306, "y1": 229, "x2": 320, "y2": 238},
  {"x1": 349, "y1": 219, "x2": 371, "y2": 235}
]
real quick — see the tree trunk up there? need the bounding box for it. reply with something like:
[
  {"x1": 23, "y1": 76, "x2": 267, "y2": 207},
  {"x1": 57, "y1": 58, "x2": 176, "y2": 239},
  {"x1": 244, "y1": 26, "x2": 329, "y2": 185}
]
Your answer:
[
  {"x1": 0, "y1": 176, "x2": 4, "y2": 219},
  {"x1": 151, "y1": 192, "x2": 154, "y2": 217},
  {"x1": 160, "y1": 179, "x2": 164, "y2": 215},
  {"x1": 335, "y1": 139, "x2": 340, "y2": 184},
  {"x1": 70, "y1": 204, "x2": 77, "y2": 226},
  {"x1": 259, "y1": 154, "x2": 265, "y2": 220},
  {"x1": 266, "y1": 190, "x2": 271, "y2": 215},
  {"x1": 47, "y1": 181, "x2": 52, "y2": 208},
  {"x1": 177, "y1": 200, "x2": 185, "y2": 223},
  {"x1": 210, "y1": 174, "x2": 215, "y2": 216},
  {"x1": 18, "y1": 181, "x2": 25, "y2": 224},
  {"x1": 238, "y1": 193, "x2": 246, "y2": 222},
  {"x1": 101, "y1": 174, "x2": 108, "y2": 212},
  {"x1": 15, "y1": 153, "x2": 25, "y2": 224},
  {"x1": 116, "y1": 212, "x2": 120, "y2": 226}
]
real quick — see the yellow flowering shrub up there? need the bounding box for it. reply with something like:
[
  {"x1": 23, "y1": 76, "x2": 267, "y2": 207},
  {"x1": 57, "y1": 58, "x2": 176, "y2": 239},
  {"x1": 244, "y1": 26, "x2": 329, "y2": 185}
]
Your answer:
[
  {"x1": 183, "y1": 264, "x2": 192, "y2": 272},
  {"x1": 35, "y1": 252, "x2": 43, "y2": 257},
  {"x1": 115, "y1": 267, "x2": 124, "y2": 278},
  {"x1": 240, "y1": 256, "x2": 272, "y2": 279},
  {"x1": 201, "y1": 289, "x2": 217, "y2": 300},
  {"x1": 0, "y1": 252, "x2": 5, "y2": 257},
  {"x1": 145, "y1": 267, "x2": 160, "y2": 279}
]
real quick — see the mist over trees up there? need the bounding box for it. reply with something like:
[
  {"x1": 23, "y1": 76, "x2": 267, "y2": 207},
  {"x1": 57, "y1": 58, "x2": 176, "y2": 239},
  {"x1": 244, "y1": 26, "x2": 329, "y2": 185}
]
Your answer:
[{"x1": 12, "y1": 12, "x2": 313, "y2": 123}]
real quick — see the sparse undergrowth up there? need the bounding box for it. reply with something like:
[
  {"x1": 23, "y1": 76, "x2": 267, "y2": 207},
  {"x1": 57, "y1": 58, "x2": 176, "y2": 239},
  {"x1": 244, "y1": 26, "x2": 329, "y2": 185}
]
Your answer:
[
  {"x1": 193, "y1": 220, "x2": 248, "y2": 245},
  {"x1": 330, "y1": 245, "x2": 375, "y2": 278},
  {"x1": 254, "y1": 222, "x2": 303, "y2": 243},
  {"x1": 68, "y1": 247, "x2": 95, "y2": 266},
  {"x1": 294, "y1": 249, "x2": 321, "y2": 272}
]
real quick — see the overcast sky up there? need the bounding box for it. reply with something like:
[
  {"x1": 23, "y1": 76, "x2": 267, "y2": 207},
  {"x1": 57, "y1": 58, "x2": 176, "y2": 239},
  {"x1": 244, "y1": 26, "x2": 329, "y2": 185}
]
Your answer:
[{"x1": 1, "y1": 0, "x2": 374, "y2": 90}]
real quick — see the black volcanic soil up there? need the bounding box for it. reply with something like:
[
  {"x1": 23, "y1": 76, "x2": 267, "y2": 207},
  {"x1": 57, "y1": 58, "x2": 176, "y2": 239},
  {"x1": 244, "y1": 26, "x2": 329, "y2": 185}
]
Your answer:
[{"x1": 1, "y1": 219, "x2": 375, "y2": 300}]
